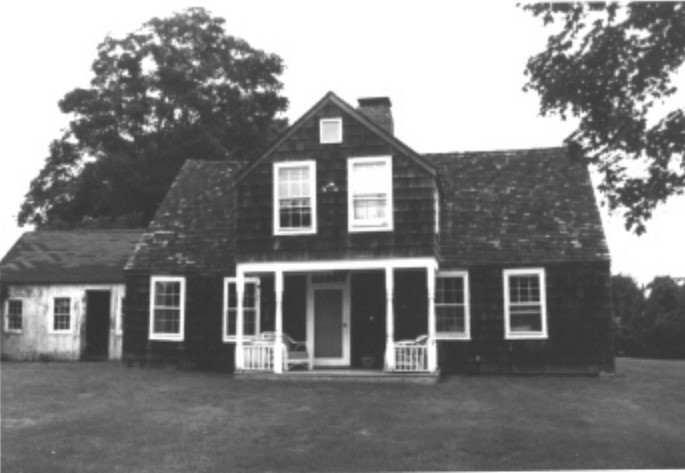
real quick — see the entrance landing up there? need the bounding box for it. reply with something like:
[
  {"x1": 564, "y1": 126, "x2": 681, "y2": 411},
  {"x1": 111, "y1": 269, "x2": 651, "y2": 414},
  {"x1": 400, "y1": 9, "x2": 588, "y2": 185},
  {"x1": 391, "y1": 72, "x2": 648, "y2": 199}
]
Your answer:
[{"x1": 234, "y1": 369, "x2": 440, "y2": 384}]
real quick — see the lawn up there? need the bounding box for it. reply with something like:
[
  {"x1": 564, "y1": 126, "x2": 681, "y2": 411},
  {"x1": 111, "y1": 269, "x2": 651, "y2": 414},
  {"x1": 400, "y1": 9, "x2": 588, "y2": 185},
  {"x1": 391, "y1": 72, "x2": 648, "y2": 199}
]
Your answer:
[{"x1": 2, "y1": 358, "x2": 684, "y2": 472}]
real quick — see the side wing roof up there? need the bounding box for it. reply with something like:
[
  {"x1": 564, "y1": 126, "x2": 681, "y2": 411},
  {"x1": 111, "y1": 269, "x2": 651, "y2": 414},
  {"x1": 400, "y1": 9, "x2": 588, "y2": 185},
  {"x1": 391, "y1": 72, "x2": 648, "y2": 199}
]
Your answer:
[
  {"x1": 126, "y1": 160, "x2": 241, "y2": 274},
  {"x1": 428, "y1": 147, "x2": 610, "y2": 266},
  {"x1": 1, "y1": 230, "x2": 143, "y2": 284}
]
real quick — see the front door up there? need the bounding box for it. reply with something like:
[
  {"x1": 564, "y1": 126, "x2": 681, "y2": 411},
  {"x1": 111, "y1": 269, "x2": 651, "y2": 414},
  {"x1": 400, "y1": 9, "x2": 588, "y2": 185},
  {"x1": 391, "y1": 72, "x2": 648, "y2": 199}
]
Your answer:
[
  {"x1": 308, "y1": 275, "x2": 350, "y2": 367},
  {"x1": 84, "y1": 291, "x2": 111, "y2": 359}
]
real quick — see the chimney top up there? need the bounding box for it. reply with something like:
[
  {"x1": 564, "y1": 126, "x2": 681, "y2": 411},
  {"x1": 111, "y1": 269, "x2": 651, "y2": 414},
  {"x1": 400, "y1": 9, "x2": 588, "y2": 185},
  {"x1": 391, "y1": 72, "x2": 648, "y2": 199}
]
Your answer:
[
  {"x1": 357, "y1": 97, "x2": 394, "y2": 134},
  {"x1": 357, "y1": 97, "x2": 392, "y2": 108}
]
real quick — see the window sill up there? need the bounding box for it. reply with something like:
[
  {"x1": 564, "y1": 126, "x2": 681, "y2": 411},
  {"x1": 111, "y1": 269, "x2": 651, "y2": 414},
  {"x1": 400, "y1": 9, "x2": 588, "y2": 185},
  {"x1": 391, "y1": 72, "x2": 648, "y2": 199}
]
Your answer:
[
  {"x1": 149, "y1": 334, "x2": 184, "y2": 342},
  {"x1": 348, "y1": 225, "x2": 393, "y2": 233},
  {"x1": 505, "y1": 332, "x2": 548, "y2": 340},
  {"x1": 5, "y1": 329, "x2": 23, "y2": 335},
  {"x1": 274, "y1": 228, "x2": 317, "y2": 236},
  {"x1": 435, "y1": 334, "x2": 470, "y2": 341}
]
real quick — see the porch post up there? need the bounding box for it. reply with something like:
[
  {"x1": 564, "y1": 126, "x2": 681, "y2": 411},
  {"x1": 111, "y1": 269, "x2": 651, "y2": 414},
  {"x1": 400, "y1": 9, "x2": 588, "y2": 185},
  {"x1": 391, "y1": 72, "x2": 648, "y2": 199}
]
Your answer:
[
  {"x1": 235, "y1": 272, "x2": 245, "y2": 371},
  {"x1": 384, "y1": 266, "x2": 395, "y2": 371},
  {"x1": 427, "y1": 266, "x2": 438, "y2": 372},
  {"x1": 273, "y1": 270, "x2": 284, "y2": 374}
]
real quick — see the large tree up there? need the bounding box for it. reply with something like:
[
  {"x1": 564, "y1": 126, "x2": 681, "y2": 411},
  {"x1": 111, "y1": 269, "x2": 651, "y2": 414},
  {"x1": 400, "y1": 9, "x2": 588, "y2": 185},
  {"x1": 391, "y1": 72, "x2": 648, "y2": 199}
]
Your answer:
[
  {"x1": 523, "y1": 3, "x2": 685, "y2": 234},
  {"x1": 19, "y1": 7, "x2": 288, "y2": 229}
]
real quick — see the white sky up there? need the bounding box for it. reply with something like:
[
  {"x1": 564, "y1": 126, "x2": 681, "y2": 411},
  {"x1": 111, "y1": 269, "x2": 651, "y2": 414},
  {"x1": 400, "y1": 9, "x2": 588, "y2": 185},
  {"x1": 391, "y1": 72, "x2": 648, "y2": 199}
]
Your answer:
[{"x1": 0, "y1": 0, "x2": 683, "y2": 283}]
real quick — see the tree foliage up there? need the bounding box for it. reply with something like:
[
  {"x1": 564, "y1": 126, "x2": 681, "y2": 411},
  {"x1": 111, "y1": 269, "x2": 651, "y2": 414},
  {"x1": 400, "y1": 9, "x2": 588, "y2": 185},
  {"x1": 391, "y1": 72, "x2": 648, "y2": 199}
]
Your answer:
[
  {"x1": 523, "y1": 3, "x2": 685, "y2": 234},
  {"x1": 19, "y1": 7, "x2": 288, "y2": 228},
  {"x1": 612, "y1": 274, "x2": 685, "y2": 358}
]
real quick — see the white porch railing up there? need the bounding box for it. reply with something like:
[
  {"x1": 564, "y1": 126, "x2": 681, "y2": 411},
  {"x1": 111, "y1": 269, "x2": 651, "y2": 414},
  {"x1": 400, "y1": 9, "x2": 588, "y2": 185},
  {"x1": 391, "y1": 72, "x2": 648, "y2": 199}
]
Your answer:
[
  {"x1": 242, "y1": 343, "x2": 283, "y2": 371},
  {"x1": 394, "y1": 344, "x2": 429, "y2": 372}
]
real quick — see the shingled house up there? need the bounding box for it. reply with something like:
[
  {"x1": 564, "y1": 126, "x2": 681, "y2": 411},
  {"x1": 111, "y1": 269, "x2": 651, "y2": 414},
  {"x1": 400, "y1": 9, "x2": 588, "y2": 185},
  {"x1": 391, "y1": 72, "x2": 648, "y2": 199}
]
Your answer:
[
  {"x1": 124, "y1": 92, "x2": 614, "y2": 377},
  {"x1": 1, "y1": 230, "x2": 142, "y2": 360}
]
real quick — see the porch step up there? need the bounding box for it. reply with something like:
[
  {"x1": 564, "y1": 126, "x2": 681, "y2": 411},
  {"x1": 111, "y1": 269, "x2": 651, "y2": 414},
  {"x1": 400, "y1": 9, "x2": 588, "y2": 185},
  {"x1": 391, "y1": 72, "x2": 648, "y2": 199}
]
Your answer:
[{"x1": 233, "y1": 369, "x2": 440, "y2": 384}]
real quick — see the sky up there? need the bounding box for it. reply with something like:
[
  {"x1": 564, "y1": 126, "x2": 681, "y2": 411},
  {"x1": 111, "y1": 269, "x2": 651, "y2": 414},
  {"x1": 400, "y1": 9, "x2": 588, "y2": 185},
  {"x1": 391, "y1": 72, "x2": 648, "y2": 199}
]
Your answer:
[{"x1": 0, "y1": 0, "x2": 683, "y2": 284}]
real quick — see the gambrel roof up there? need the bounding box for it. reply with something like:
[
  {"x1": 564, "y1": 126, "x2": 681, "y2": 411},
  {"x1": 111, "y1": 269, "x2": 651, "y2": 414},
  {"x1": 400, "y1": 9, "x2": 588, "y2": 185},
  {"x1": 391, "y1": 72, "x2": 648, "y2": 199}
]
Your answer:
[{"x1": 1, "y1": 230, "x2": 143, "y2": 284}]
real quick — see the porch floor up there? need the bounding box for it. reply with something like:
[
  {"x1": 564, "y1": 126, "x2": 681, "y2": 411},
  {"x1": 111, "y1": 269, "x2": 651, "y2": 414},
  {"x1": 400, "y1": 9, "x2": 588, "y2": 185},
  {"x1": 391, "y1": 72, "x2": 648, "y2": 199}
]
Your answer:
[{"x1": 233, "y1": 369, "x2": 440, "y2": 384}]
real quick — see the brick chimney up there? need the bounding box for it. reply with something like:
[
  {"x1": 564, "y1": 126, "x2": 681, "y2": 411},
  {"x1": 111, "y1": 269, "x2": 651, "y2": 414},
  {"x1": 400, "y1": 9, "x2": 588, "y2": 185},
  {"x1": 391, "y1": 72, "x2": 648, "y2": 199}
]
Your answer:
[{"x1": 357, "y1": 97, "x2": 394, "y2": 134}]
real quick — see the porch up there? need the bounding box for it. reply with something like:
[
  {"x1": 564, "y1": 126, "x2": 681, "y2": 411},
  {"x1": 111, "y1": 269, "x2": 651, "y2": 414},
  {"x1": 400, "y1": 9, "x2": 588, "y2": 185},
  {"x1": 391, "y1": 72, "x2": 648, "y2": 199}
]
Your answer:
[{"x1": 229, "y1": 258, "x2": 440, "y2": 376}]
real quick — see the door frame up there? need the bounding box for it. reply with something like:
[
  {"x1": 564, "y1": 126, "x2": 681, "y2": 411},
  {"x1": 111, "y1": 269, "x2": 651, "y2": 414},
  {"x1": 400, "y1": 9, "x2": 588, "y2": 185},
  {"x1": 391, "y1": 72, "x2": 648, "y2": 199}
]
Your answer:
[{"x1": 306, "y1": 273, "x2": 351, "y2": 367}]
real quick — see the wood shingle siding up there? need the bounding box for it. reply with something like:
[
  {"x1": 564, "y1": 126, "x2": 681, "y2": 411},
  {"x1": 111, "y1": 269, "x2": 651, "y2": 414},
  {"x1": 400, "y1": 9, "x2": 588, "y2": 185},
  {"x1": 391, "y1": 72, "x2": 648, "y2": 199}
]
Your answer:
[{"x1": 236, "y1": 103, "x2": 437, "y2": 262}]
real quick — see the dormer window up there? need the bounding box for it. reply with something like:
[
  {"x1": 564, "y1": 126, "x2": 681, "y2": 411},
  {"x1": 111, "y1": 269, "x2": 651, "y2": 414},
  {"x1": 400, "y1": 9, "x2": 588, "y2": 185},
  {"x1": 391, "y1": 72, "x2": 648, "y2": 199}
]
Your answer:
[
  {"x1": 348, "y1": 156, "x2": 393, "y2": 232},
  {"x1": 274, "y1": 161, "x2": 317, "y2": 235},
  {"x1": 320, "y1": 118, "x2": 342, "y2": 144}
]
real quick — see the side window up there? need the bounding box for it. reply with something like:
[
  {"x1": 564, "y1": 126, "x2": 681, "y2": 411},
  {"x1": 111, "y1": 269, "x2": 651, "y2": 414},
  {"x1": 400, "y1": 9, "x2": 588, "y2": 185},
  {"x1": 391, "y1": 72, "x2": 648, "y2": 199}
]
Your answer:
[
  {"x1": 224, "y1": 278, "x2": 261, "y2": 341},
  {"x1": 53, "y1": 297, "x2": 71, "y2": 333},
  {"x1": 274, "y1": 161, "x2": 317, "y2": 235},
  {"x1": 6, "y1": 299, "x2": 23, "y2": 332},
  {"x1": 435, "y1": 272, "x2": 470, "y2": 339},
  {"x1": 503, "y1": 268, "x2": 547, "y2": 339},
  {"x1": 149, "y1": 276, "x2": 185, "y2": 341},
  {"x1": 348, "y1": 156, "x2": 393, "y2": 232}
]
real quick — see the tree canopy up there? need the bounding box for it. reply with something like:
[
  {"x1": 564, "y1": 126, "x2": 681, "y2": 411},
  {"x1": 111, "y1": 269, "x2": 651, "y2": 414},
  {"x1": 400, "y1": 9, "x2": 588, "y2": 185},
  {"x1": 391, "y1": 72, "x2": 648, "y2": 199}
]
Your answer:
[
  {"x1": 523, "y1": 2, "x2": 685, "y2": 234},
  {"x1": 19, "y1": 7, "x2": 288, "y2": 229},
  {"x1": 612, "y1": 274, "x2": 685, "y2": 358}
]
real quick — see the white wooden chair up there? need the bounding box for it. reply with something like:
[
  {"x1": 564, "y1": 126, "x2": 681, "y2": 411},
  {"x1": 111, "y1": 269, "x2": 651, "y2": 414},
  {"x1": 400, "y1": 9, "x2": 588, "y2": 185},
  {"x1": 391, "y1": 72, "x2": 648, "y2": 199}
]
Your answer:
[{"x1": 259, "y1": 331, "x2": 310, "y2": 370}]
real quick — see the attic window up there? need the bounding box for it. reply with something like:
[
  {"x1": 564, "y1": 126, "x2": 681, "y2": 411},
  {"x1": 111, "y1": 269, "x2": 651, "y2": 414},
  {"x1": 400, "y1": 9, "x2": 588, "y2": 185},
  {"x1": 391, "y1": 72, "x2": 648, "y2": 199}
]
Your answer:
[{"x1": 320, "y1": 118, "x2": 342, "y2": 144}]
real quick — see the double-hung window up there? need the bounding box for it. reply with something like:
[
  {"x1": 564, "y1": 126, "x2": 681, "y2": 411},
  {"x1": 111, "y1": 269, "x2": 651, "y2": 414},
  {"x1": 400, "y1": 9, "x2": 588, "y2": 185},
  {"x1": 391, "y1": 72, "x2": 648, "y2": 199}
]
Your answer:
[
  {"x1": 435, "y1": 272, "x2": 470, "y2": 339},
  {"x1": 503, "y1": 268, "x2": 547, "y2": 339},
  {"x1": 274, "y1": 161, "x2": 316, "y2": 235},
  {"x1": 149, "y1": 276, "x2": 185, "y2": 341},
  {"x1": 348, "y1": 156, "x2": 393, "y2": 231},
  {"x1": 223, "y1": 278, "x2": 260, "y2": 341},
  {"x1": 6, "y1": 299, "x2": 23, "y2": 333},
  {"x1": 52, "y1": 297, "x2": 71, "y2": 333}
]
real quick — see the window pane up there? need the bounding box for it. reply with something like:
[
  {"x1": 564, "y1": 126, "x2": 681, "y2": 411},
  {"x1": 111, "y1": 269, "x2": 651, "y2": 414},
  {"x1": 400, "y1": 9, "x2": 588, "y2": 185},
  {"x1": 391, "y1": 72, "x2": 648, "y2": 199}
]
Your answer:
[
  {"x1": 54, "y1": 298, "x2": 70, "y2": 331},
  {"x1": 321, "y1": 120, "x2": 341, "y2": 142},
  {"x1": 353, "y1": 196, "x2": 386, "y2": 220},
  {"x1": 154, "y1": 308, "x2": 180, "y2": 333},
  {"x1": 509, "y1": 275, "x2": 540, "y2": 303},
  {"x1": 8, "y1": 300, "x2": 22, "y2": 330},
  {"x1": 352, "y1": 162, "x2": 386, "y2": 194},
  {"x1": 225, "y1": 281, "x2": 259, "y2": 337},
  {"x1": 510, "y1": 305, "x2": 542, "y2": 331},
  {"x1": 437, "y1": 277, "x2": 464, "y2": 304},
  {"x1": 436, "y1": 306, "x2": 465, "y2": 333},
  {"x1": 155, "y1": 281, "x2": 180, "y2": 308}
]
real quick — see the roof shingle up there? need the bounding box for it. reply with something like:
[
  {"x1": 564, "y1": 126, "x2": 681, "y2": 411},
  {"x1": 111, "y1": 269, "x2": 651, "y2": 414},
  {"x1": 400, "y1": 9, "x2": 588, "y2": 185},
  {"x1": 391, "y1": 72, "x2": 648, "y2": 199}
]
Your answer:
[
  {"x1": 426, "y1": 147, "x2": 609, "y2": 266},
  {"x1": 1, "y1": 230, "x2": 143, "y2": 284}
]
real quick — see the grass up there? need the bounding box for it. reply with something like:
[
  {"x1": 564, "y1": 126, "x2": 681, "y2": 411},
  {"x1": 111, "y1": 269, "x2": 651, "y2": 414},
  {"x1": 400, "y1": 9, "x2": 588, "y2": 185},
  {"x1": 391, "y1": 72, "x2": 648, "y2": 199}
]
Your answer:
[{"x1": 2, "y1": 358, "x2": 685, "y2": 472}]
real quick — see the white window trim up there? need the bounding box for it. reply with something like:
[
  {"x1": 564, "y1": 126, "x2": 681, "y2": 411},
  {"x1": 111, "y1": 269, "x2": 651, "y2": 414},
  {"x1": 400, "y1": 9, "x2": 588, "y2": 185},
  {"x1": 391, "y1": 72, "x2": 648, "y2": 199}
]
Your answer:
[
  {"x1": 319, "y1": 117, "x2": 343, "y2": 144},
  {"x1": 435, "y1": 271, "x2": 470, "y2": 340},
  {"x1": 222, "y1": 277, "x2": 261, "y2": 342},
  {"x1": 49, "y1": 297, "x2": 72, "y2": 334},
  {"x1": 116, "y1": 296, "x2": 124, "y2": 335},
  {"x1": 273, "y1": 161, "x2": 317, "y2": 236},
  {"x1": 347, "y1": 156, "x2": 394, "y2": 232},
  {"x1": 503, "y1": 268, "x2": 548, "y2": 340},
  {"x1": 5, "y1": 299, "x2": 23, "y2": 334},
  {"x1": 149, "y1": 276, "x2": 186, "y2": 341}
]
